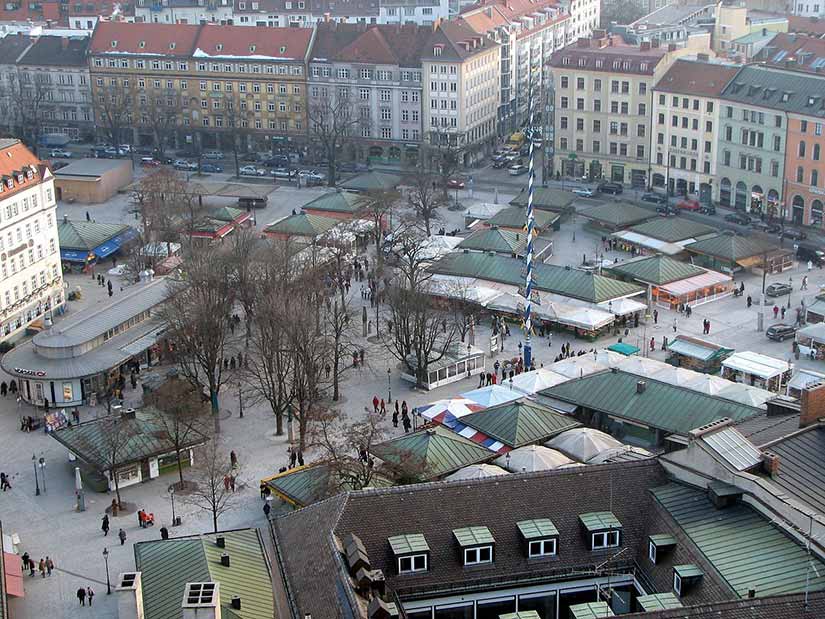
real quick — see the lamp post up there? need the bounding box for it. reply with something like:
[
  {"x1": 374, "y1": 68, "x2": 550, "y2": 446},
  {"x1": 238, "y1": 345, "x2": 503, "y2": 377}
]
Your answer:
[
  {"x1": 788, "y1": 276, "x2": 793, "y2": 310},
  {"x1": 32, "y1": 454, "x2": 40, "y2": 496},
  {"x1": 386, "y1": 368, "x2": 392, "y2": 404},
  {"x1": 38, "y1": 456, "x2": 46, "y2": 494},
  {"x1": 169, "y1": 486, "x2": 177, "y2": 526},
  {"x1": 103, "y1": 548, "x2": 111, "y2": 595},
  {"x1": 467, "y1": 344, "x2": 472, "y2": 379}
]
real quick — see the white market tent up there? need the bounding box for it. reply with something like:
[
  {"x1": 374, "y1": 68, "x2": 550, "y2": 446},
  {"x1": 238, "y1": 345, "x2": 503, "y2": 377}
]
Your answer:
[
  {"x1": 510, "y1": 368, "x2": 570, "y2": 394},
  {"x1": 546, "y1": 428, "x2": 623, "y2": 462},
  {"x1": 611, "y1": 230, "x2": 689, "y2": 256},
  {"x1": 658, "y1": 269, "x2": 732, "y2": 299},
  {"x1": 550, "y1": 356, "x2": 610, "y2": 379},
  {"x1": 722, "y1": 351, "x2": 789, "y2": 380},
  {"x1": 462, "y1": 384, "x2": 524, "y2": 407},
  {"x1": 494, "y1": 445, "x2": 574, "y2": 472},
  {"x1": 684, "y1": 374, "x2": 733, "y2": 396},
  {"x1": 419, "y1": 235, "x2": 464, "y2": 262},
  {"x1": 444, "y1": 463, "x2": 509, "y2": 482},
  {"x1": 597, "y1": 297, "x2": 648, "y2": 316},
  {"x1": 797, "y1": 322, "x2": 825, "y2": 346}
]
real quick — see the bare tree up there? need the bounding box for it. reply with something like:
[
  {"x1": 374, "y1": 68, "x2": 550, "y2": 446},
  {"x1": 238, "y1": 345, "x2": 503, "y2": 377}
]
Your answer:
[
  {"x1": 2, "y1": 72, "x2": 49, "y2": 152},
  {"x1": 141, "y1": 96, "x2": 178, "y2": 158},
  {"x1": 407, "y1": 147, "x2": 447, "y2": 236},
  {"x1": 95, "y1": 84, "x2": 132, "y2": 146},
  {"x1": 98, "y1": 413, "x2": 137, "y2": 508},
  {"x1": 358, "y1": 189, "x2": 397, "y2": 264},
  {"x1": 131, "y1": 168, "x2": 204, "y2": 250},
  {"x1": 307, "y1": 93, "x2": 363, "y2": 186},
  {"x1": 226, "y1": 228, "x2": 262, "y2": 342},
  {"x1": 181, "y1": 439, "x2": 240, "y2": 533}
]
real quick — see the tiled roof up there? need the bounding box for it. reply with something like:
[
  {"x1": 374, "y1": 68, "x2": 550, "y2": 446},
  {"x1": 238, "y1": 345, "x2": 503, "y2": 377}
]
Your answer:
[
  {"x1": 459, "y1": 399, "x2": 581, "y2": 448},
  {"x1": 264, "y1": 213, "x2": 340, "y2": 237},
  {"x1": 549, "y1": 37, "x2": 667, "y2": 74},
  {"x1": 509, "y1": 187, "x2": 576, "y2": 212},
  {"x1": 459, "y1": 0, "x2": 567, "y2": 38},
  {"x1": 50, "y1": 408, "x2": 209, "y2": 472},
  {"x1": 370, "y1": 425, "x2": 495, "y2": 479},
  {"x1": 627, "y1": 217, "x2": 717, "y2": 243},
  {"x1": 685, "y1": 233, "x2": 780, "y2": 262},
  {"x1": 542, "y1": 370, "x2": 763, "y2": 436},
  {"x1": 89, "y1": 22, "x2": 200, "y2": 56},
  {"x1": 654, "y1": 59, "x2": 740, "y2": 97},
  {"x1": 652, "y1": 483, "x2": 825, "y2": 598},
  {"x1": 428, "y1": 252, "x2": 645, "y2": 303},
  {"x1": 264, "y1": 462, "x2": 393, "y2": 508},
  {"x1": 788, "y1": 15, "x2": 825, "y2": 36},
  {"x1": 193, "y1": 24, "x2": 312, "y2": 61},
  {"x1": 271, "y1": 460, "x2": 669, "y2": 619},
  {"x1": 302, "y1": 190, "x2": 371, "y2": 214},
  {"x1": 720, "y1": 65, "x2": 825, "y2": 118},
  {"x1": 0, "y1": 140, "x2": 47, "y2": 201},
  {"x1": 57, "y1": 220, "x2": 131, "y2": 251},
  {"x1": 733, "y1": 412, "x2": 802, "y2": 446},
  {"x1": 457, "y1": 227, "x2": 528, "y2": 255},
  {"x1": 134, "y1": 528, "x2": 274, "y2": 619},
  {"x1": 607, "y1": 255, "x2": 706, "y2": 285},
  {"x1": 754, "y1": 33, "x2": 825, "y2": 76},
  {"x1": 310, "y1": 23, "x2": 433, "y2": 66},
  {"x1": 622, "y1": 591, "x2": 825, "y2": 617},
  {"x1": 485, "y1": 206, "x2": 559, "y2": 230},
  {"x1": 17, "y1": 35, "x2": 90, "y2": 67},
  {"x1": 422, "y1": 21, "x2": 499, "y2": 62},
  {"x1": 580, "y1": 202, "x2": 655, "y2": 228},
  {"x1": 761, "y1": 425, "x2": 825, "y2": 514}
]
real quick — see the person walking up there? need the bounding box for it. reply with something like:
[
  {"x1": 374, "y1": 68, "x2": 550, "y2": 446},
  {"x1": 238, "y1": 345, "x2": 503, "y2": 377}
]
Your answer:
[
  {"x1": 86, "y1": 587, "x2": 95, "y2": 606},
  {"x1": 38, "y1": 558, "x2": 46, "y2": 578},
  {"x1": 672, "y1": 318, "x2": 677, "y2": 333},
  {"x1": 77, "y1": 587, "x2": 87, "y2": 606},
  {"x1": 747, "y1": 295, "x2": 752, "y2": 308},
  {"x1": 380, "y1": 399, "x2": 386, "y2": 414},
  {"x1": 808, "y1": 260, "x2": 813, "y2": 272},
  {"x1": 297, "y1": 451, "x2": 304, "y2": 467},
  {"x1": 803, "y1": 275, "x2": 808, "y2": 290},
  {"x1": 1, "y1": 472, "x2": 10, "y2": 491},
  {"x1": 773, "y1": 305, "x2": 779, "y2": 319},
  {"x1": 372, "y1": 395, "x2": 379, "y2": 414},
  {"x1": 45, "y1": 557, "x2": 53, "y2": 576},
  {"x1": 263, "y1": 502, "x2": 271, "y2": 518},
  {"x1": 650, "y1": 337, "x2": 655, "y2": 352},
  {"x1": 118, "y1": 528, "x2": 127, "y2": 546},
  {"x1": 160, "y1": 526, "x2": 169, "y2": 540},
  {"x1": 653, "y1": 309, "x2": 658, "y2": 324},
  {"x1": 230, "y1": 450, "x2": 237, "y2": 468}
]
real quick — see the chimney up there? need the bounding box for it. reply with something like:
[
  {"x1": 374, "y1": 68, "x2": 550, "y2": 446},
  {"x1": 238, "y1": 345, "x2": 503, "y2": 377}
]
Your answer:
[
  {"x1": 636, "y1": 380, "x2": 646, "y2": 394},
  {"x1": 63, "y1": 214, "x2": 69, "y2": 223},
  {"x1": 116, "y1": 572, "x2": 145, "y2": 619},
  {"x1": 762, "y1": 452, "x2": 780, "y2": 477},
  {"x1": 215, "y1": 536, "x2": 225, "y2": 549},
  {"x1": 220, "y1": 553, "x2": 230, "y2": 567},
  {"x1": 230, "y1": 597, "x2": 241, "y2": 611},
  {"x1": 182, "y1": 582, "x2": 221, "y2": 619},
  {"x1": 61, "y1": 36, "x2": 69, "y2": 49},
  {"x1": 799, "y1": 381, "x2": 825, "y2": 427},
  {"x1": 640, "y1": 41, "x2": 650, "y2": 51},
  {"x1": 121, "y1": 408, "x2": 136, "y2": 420},
  {"x1": 762, "y1": 27, "x2": 767, "y2": 35}
]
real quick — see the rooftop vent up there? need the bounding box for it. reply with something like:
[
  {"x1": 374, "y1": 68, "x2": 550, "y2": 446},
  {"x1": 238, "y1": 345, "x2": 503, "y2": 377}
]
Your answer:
[
  {"x1": 121, "y1": 408, "x2": 136, "y2": 420},
  {"x1": 220, "y1": 553, "x2": 230, "y2": 567},
  {"x1": 216, "y1": 536, "x2": 225, "y2": 548},
  {"x1": 636, "y1": 380, "x2": 646, "y2": 394},
  {"x1": 231, "y1": 596, "x2": 241, "y2": 610},
  {"x1": 183, "y1": 582, "x2": 217, "y2": 606}
]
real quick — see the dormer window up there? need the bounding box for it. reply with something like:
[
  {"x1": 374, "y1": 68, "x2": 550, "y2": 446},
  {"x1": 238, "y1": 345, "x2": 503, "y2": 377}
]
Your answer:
[
  {"x1": 216, "y1": 44, "x2": 223, "y2": 51},
  {"x1": 139, "y1": 40, "x2": 146, "y2": 48},
  {"x1": 433, "y1": 46, "x2": 442, "y2": 56},
  {"x1": 250, "y1": 45, "x2": 256, "y2": 53},
  {"x1": 648, "y1": 534, "x2": 676, "y2": 564},
  {"x1": 673, "y1": 564, "x2": 703, "y2": 596},
  {"x1": 111, "y1": 40, "x2": 118, "y2": 48},
  {"x1": 453, "y1": 526, "x2": 494, "y2": 566},
  {"x1": 517, "y1": 519, "x2": 558, "y2": 559},
  {"x1": 388, "y1": 534, "x2": 430, "y2": 575},
  {"x1": 280, "y1": 46, "x2": 286, "y2": 53},
  {"x1": 579, "y1": 512, "x2": 622, "y2": 551},
  {"x1": 170, "y1": 42, "x2": 176, "y2": 50}
]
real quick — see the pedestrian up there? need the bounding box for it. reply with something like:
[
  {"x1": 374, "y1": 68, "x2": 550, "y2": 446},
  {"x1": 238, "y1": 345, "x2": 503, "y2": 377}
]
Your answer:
[
  {"x1": 1, "y1": 382, "x2": 6, "y2": 397},
  {"x1": 478, "y1": 372, "x2": 485, "y2": 387},
  {"x1": 118, "y1": 529, "x2": 126, "y2": 545},
  {"x1": 325, "y1": 363, "x2": 331, "y2": 378},
  {"x1": 263, "y1": 501, "x2": 271, "y2": 518},
  {"x1": 494, "y1": 360, "x2": 500, "y2": 377},
  {"x1": 260, "y1": 481, "x2": 267, "y2": 499},
  {"x1": 77, "y1": 587, "x2": 87, "y2": 606},
  {"x1": 102, "y1": 514, "x2": 110, "y2": 536},
  {"x1": 223, "y1": 474, "x2": 231, "y2": 491},
  {"x1": 160, "y1": 526, "x2": 169, "y2": 540},
  {"x1": 653, "y1": 309, "x2": 658, "y2": 324},
  {"x1": 808, "y1": 260, "x2": 813, "y2": 272},
  {"x1": 650, "y1": 337, "x2": 655, "y2": 352},
  {"x1": 706, "y1": 319, "x2": 711, "y2": 334},
  {"x1": 360, "y1": 349, "x2": 365, "y2": 365},
  {"x1": 87, "y1": 587, "x2": 95, "y2": 606},
  {"x1": 138, "y1": 509, "x2": 145, "y2": 528},
  {"x1": 45, "y1": 556, "x2": 53, "y2": 576},
  {"x1": 230, "y1": 450, "x2": 237, "y2": 468},
  {"x1": 380, "y1": 399, "x2": 386, "y2": 414},
  {"x1": 803, "y1": 275, "x2": 808, "y2": 290},
  {"x1": 402, "y1": 415, "x2": 411, "y2": 433},
  {"x1": 401, "y1": 400, "x2": 408, "y2": 420},
  {"x1": 289, "y1": 448, "x2": 297, "y2": 468},
  {"x1": 747, "y1": 295, "x2": 752, "y2": 308},
  {"x1": 672, "y1": 318, "x2": 677, "y2": 333},
  {"x1": 0, "y1": 473, "x2": 10, "y2": 491},
  {"x1": 740, "y1": 281, "x2": 745, "y2": 294},
  {"x1": 782, "y1": 306, "x2": 786, "y2": 320},
  {"x1": 229, "y1": 475, "x2": 236, "y2": 492},
  {"x1": 38, "y1": 558, "x2": 45, "y2": 578},
  {"x1": 297, "y1": 451, "x2": 304, "y2": 466},
  {"x1": 773, "y1": 305, "x2": 779, "y2": 319},
  {"x1": 372, "y1": 395, "x2": 379, "y2": 413},
  {"x1": 28, "y1": 555, "x2": 34, "y2": 576},
  {"x1": 85, "y1": 211, "x2": 91, "y2": 222}
]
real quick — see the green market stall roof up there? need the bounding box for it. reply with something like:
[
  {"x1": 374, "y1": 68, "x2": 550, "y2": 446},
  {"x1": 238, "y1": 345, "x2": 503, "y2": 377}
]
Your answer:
[
  {"x1": 607, "y1": 255, "x2": 706, "y2": 286},
  {"x1": 302, "y1": 190, "x2": 372, "y2": 215},
  {"x1": 262, "y1": 462, "x2": 392, "y2": 508},
  {"x1": 627, "y1": 217, "x2": 717, "y2": 243},
  {"x1": 685, "y1": 233, "x2": 782, "y2": 263},
  {"x1": 457, "y1": 228, "x2": 528, "y2": 255},
  {"x1": 58, "y1": 220, "x2": 139, "y2": 263},
  {"x1": 338, "y1": 171, "x2": 401, "y2": 192},
  {"x1": 579, "y1": 202, "x2": 654, "y2": 228},
  {"x1": 264, "y1": 213, "x2": 340, "y2": 238},
  {"x1": 485, "y1": 207, "x2": 560, "y2": 230},
  {"x1": 509, "y1": 187, "x2": 576, "y2": 212},
  {"x1": 459, "y1": 400, "x2": 581, "y2": 448}
]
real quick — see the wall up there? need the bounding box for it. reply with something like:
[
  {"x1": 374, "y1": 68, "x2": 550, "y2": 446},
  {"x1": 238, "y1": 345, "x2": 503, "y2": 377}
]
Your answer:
[
  {"x1": 784, "y1": 114, "x2": 825, "y2": 227},
  {"x1": 55, "y1": 160, "x2": 133, "y2": 204}
]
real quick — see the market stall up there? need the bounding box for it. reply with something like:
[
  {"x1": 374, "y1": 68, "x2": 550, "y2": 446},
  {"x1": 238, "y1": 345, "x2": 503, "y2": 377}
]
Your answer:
[
  {"x1": 721, "y1": 351, "x2": 792, "y2": 393},
  {"x1": 666, "y1": 335, "x2": 734, "y2": 373},
  {"x1": 787, "y1": 368, "x2": 825, "y2": 398},
  {"x1": 401, "y1": 345, "x2": 485, "y2": 391},
  {"x1": 796, "y1": 323, "x2": 825, "y2": 360},
  {"x1": 655, "y1": 269, "x2": 734, "y2": 309}
]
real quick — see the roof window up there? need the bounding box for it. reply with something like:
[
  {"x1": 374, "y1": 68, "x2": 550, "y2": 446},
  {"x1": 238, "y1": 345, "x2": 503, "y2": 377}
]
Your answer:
[
  {"x1": 280, "y1": 46, "x2": 286, "y2": 53},
  {"x1": 249, "y1": 44, "x2": 256, "y2": 52},
  {"x1": 139, "y1": 40, "x2": 146, "y2": 48},
  {"x1": 170, "y1": 42, "x2": 176, "y2": 50},
  {"x1": 570, "y1": 602, "x2": 615, "y2": 618},
  {"x1": 110, "y1": 40, "x2": 118, "y2": 48},
  {"x1": 648, "y1": 534, "x2": 676, "y2": 564},
  {"x1": 453, "y1": 526, "x2": 494, "y2": 566},
  {"x1": 216, "y1": 44, "x2": 223, "y2": 51},
  {"x1": 579, "y1": 512, "x2": 622, "y2": 551},
  {"x1": 782, "y1": 91, "x2": 792, "y2": 102},
  {"x1": 517, "y1": 519, "x2": 559, "y2": 559},
  {"x1": 388, "y1": 534, "x2": 429, "y2": 575},
  {"x1": 673, "y1": 564, "x2": 703, "y2": 596}
]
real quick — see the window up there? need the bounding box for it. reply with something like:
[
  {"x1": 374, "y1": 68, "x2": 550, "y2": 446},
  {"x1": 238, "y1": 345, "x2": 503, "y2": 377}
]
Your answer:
[
  {"x1": 800, "y1": 141, "x2": 807, "y2": 158},
  {"x1": 560, "y1": 76, "x2": 568, "y2": 88},
  {"x1": 592, "y1": 531, "x2": 620, "y2": 550},
  {"x1": 398, "y1": 555, "x2": 427, "y2": 574},
  {"x1": 673, "y1": 572, "x2": 683, "y2": 596},
  {"x1": 802, "y1": 120, "x2": 808, "y2": 133},
  {"x1": 528, "y1": 539, "x2": 557, "y2": 558},
  {"x1": 464, "y1": 546, "x2": 493, "y2": 565}
]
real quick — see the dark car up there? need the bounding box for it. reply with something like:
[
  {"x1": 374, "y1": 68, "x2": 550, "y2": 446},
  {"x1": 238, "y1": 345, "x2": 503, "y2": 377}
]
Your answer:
[
  {"x1": 766, "y1": 324, "x2": 797, "y2": 341},
  {"x1": 199, "y1": 163, "x2": 223, "y2": 173},
  {"x1": 765, "y1": 282, "x2": 792, "y2": 297},
  {"x1": 699, "y1": 204, "x2": 716, "y2": 215},
  {"x1": 598, "y1": 181, "x2": 623, "y2": 195},
  {"x1": 492, "y1": 159, "x2": 508, "y2": 169},
  {"x1": 752, "y1": 221, "x2": 781, "y2": 234},
  {"x1": 724, "y1": 212, "x2": 752, "y2": 225},
  {"x1": 781, "y1": 228, "x2": 808, "y2": 241},
  {"x1": 641, "y1": 192, "x2": 667, "y2": 206},
  {"x1": 656, "y1": 205, "x2": 678, "y2": 216},
  {"x1": 796, "y1": 242, "x2": 824, "y2": 266}
]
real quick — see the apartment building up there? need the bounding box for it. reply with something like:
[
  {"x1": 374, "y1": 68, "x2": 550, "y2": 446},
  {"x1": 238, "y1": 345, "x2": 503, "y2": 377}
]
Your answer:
[
  {"x1": 307, "y1": 22, "x2": 430, "y2": 164},
  {"x1": 458, "y1": 0, "x2": 570, "y2": 136},
  {"x1": 88, "y1": 22, "x2": 313, "y2": 151},
  {"x1": 787, "y1": 109, "x2": 825, "y2": 227},
  {"x1": 0, "y1": 140, "x2": 64, "y2": 342},
  {"x1": 548, "y1": 33, "x2": 691, "y2": 187},
  {"x1": 650, "y1": 58, "x2": 739, "y2": 203},
  {"x1": 753, "y1": 33, "x2": 825, "y2": 75},
  {"x1": 134, "y1": 0, "x2": 234, "y2": 25},
  {"x1": 421, "y1": 21, "x2": 499, "y2": 165}
]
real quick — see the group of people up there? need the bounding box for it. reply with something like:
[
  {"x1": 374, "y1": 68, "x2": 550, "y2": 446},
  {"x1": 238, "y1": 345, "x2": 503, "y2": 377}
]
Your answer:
[
  {"x1": 552, "y1": 342, "x2": 588, "y2": 363},
  {"x1": 20, "y1": 553, "x2": 54, "y2": 578},
  {"x1": 222, "y1": 351, "x2": 245, "y2": 371},
  {"x1": 287, "y1": 447, "x2": 304, "y2": 469},
  {"x1": 137, "y1": 509, "x2": 155, "y2": 528},
  {"x1": 76, "y1": 586, "x2": 96, "y2": 606},
  {"x1": 387, "y1": 399, "x2": 412, "y2": 433},
  {"x1": 0, "y1": 380, "x2": 17, "y2": 397}
]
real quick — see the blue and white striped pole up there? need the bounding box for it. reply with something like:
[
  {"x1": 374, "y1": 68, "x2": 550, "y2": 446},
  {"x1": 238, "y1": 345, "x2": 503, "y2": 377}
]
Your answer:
[{"x1": 523, "y1": 77, "x2": 536, "y2": 369}]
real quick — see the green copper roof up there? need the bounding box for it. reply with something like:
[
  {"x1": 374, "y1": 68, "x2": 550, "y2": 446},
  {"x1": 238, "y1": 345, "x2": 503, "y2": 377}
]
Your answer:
[
  {"x1": 649, "y1": 533, "x2": 677, "y2": 547},
  {"x1": 209, "y1": 206, "x2": 246, "y2": 223},
  {"x1": 510, "y1": 187, "x2": 575, "y2": 212},
  {"x1": 303, "y1": 190, "x2": 371, "y2": 214},
  {"x1": 457, "y1": 228, "x2": 527, "y2": 255},
  {"x1": 429, "y1": 252, "x2": 644, "y2": 303},
  {"x1": 517, "y1": 518, "x2": 559, "y2": 540},
  {"x1": 339, "y1": 171, "x2": 401, "y2": 192},
  {"x1": 652, "y1": 483, "x2": 825, "y2": 597},
  {"x1": 637, "y1": 593, "x2": 683, "y2": 611},
  {"x1": 459, "y1": 400, "x2": 580, "y2": 448},
  {"x1": 264, "y1": 463, "x2": 392, "y2": 508},
  {"x1": 674, "y1": 564, "x2": 704, "y2": 578},
  {"x1": 264, "y1": 213, "x2": 340, "y2": 238},
  {"x1": 57, "y1": 220, "x2": 131, "y2": 250},
  {"x1": 685, "y1": 233, "x2": 779, "y2": 262},
  {"x1": 486, "y1": 207, "x2": 559, "y2": 230},
  {"x1": 580, "y1": 202, "x2": 654, "y2": 228},
  {"x1": 371, "y1": 425, "x2": 494, "y2": 480},
  {"x1": 579, "y1": 511, "x2": 622, "y2": 532},
  {"x1": 388, "y1": 534, "x2": 429, "y2": 555},
  {"x1": 570, "y1": 602, "x2": 615, "y2": 618},
  {"x1": 134, "y1": 528, "x2": 274, "y2": 619},
  {"x1": 453, "y1": 526, "x2": 494, "y2": 546},
  {"x1": 542, "y1": 370, "x2": 762, "y2": 436},
  {"x1": 628, "y1": 218, "x2": 717, "y2": 243},
  {"x1": 500, "y1": 613, "x2": 541, "y2": 619},
  {"x1": 607, "y1": 255, "x2": 706, "y2": 285}
]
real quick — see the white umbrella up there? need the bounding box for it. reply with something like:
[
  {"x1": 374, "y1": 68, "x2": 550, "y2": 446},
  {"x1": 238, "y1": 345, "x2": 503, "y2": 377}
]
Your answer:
[
  {"x1": 462, "y1": 384, "x2": 523, "y2": 407},
  {"x1": 546, "y1": 428, "x2": 623, "y2": 462},
  {"x1": 557, "y1": 462, "x2": 587, "y2": 469},
  {"x1": 716, "y1": 384, "x2": 773, "y2": 407},
  {"x1": 586, "y1": 445, "x2": 653, "y2": 464},
  {"x1": 510, "y1": 369, "x2": 569, "y2": 394},
  {"x1": 617, "y1": 356, "x2": 669, "y2": 377},
  {"x1": 550, "y1": 357, "x2": 609, "y2": 379},
  {"x1": 444, "y1": 463, "x2": 509, "y2": 482},
  {"x1": 495, "y1": 445, "x2": 574, "y2": 472},
  {"x1": 684, "y1": 374, "x2": 732, "y2": 396},
  {"x1": 653, "y1": 366, "x2": 700, "y2": 386}
]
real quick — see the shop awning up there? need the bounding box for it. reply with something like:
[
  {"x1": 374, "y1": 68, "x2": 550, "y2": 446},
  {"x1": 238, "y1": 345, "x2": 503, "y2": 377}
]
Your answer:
[
  {"x1": 797, "y1": 322, "x2": 825, "y2": 344},
  {"x1": 92, "y1": 227, "x2": 139, "y2": 260},
  {"x1": 60, "y1": 249, "x2": 93, "y2": 263},
  {"x1": 120, "y1": 325, "x2": 166, "y2": 357},
  {"x1": 597, "y1": 297, "x2": 647, "y2": 316},
  {"x1": 806, "y1": 299, "x2": 825, "y2": 318},
  {"x1": 658, "y1": 269, "x2": 732, "y2": 297},
  {"x1": 722, "y1": 351, "x2": 789, "y2": 380},
  {"x1": 4, "y1": 552, "x2": 24, "y2": 597},
  {"x1": 611, "y1": 230, "x2": 687, "y2": 256}
]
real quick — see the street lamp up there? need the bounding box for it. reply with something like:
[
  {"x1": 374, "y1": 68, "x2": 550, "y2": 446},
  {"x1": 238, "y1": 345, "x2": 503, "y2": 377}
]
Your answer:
[
  {"x1": 32, "y1": 454, "x2": 40, "y2": 496},
  {"x1": 38, "y1": 456, "x2": 46, "y2": 494},
  {"x1": 788, "y1": 276, "x2": 793, "y2": 310},
  {"x1": 386, "y1": 368, "x2": 392, "y2": 404},
  {"x1": 467, "y1": 344, "x2": 472, "y2": 379},
  {"x1": 169, "y1": 486, "x2": 177, "y2": 527},
  {"x1": 103, "y1": 547, "x2": 111, "y2": 595}
]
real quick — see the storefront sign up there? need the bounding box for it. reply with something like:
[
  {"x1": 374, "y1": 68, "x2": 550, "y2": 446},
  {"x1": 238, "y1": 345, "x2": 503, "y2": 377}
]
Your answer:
[{"x1": 14, "y1": 368, "x2": 46, "y2": 377}]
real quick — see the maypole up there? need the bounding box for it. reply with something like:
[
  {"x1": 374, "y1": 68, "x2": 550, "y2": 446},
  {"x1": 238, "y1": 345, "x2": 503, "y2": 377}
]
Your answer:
[{"x1": 522, "y1": 76, "x2": 536, "y2": 369}]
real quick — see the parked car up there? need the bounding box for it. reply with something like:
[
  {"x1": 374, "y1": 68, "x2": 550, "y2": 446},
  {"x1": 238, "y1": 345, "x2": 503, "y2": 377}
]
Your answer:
[
  {"x1": 48, "y1": 149, "x2": 72, "y2": 159},
  {"x1": 765, "y1": 282, "x2": 792, "y2": 297},
  {"x1": 503, "y1": 151, "x2": 520, "y2": 162},
  {"x1": 203, "y1": 150, "x2": 223, "y2": 160},
  {"x1": 572, "y1": 187, "x2": 594, "y2": 198},
  {"x1": 447, "y1": 178, "x2": 466, "y2": 189},
  {"x1": 699, "y1": 204, "x2": 716, "y2": 215},
  {"x1": 724, "y1": 212, "x2": 752, "y2": 225},
  {"x1": 492, "y1": 159, "x2": 508, "y2": 169},
  {"x1": 766, "y1": 324, "x2": 797, "y2": 341},
  {"x1": 597, "y1": 182, "x2": 623, "y2": 195},
  {"x1": 118, "y1": 144, "x2": 132, "y2": 153},
  {"x1": 104, "y1": 147, "x2": 127, "y2": 158},
  {"x1": 140, "y1": 157, "x2": 160, "y2": 167},
  {"x1": 271, "y1": 167, "x2": 294, "y2": 179},
  {"x1": 781, "y1": 228, "x2": 808, "y2": 241},
  {"x1": 796, "y1": 242, "x2": 824, "y2": 266},
  {"x1": 298, "y1": 170, "x2": 324, "y2": 185},
  {"x1": 239, "y1": 165, "x2": 266, "y2": 176},
  {"x1": 752, "y1": 221, "x2": 781, "y2": 234},
  {"x1": 199, "y1": 163, "x2": 223, "y2": 173},
  {"x1": 677, "y1": 198, "x2": 701, "y2": 211},
  {"x1": 173, "y1": 159, "x2": 197, "y2": 171},
  {"x1": 641, "y1": 192, "x2": 667, "y2": 206},
  {"x1": 508, "y1": 164, "x2": 528, "y2": 176},
  {"x1": 656, "y1": 205, "x2": 678, "y2": 216}
]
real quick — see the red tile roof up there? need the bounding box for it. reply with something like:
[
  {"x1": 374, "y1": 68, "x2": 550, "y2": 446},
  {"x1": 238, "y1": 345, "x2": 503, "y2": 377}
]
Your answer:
[
  {"x1": 0, "y1": 0, "x2": 133, "y2": 24},
  {"x1": 0, "y1": 140, "x2": 48, "y2": 201},
  {"x1": 460, "y1": 0, "x2": 567, "y2": 39},
  {"x1": 311, "y1": 22, "x2": 433, "y2": 67},
  {"x1": 549, "y1": 36, "x2": 667, "y2": 74},
  {"x1": 788, "y1": 15, "x2": 825, "y2": 37},
  {"x1": 754, "y1": 32, "x2": 825, "y2": 75},
  {"x1": 654, "y1": 59, "x2": 740, "y2": 97},
  {"x1": 193, "y1": 24, "x2": 312, "y2": 60},
  {"x1": 89, "y1": 21, "x2": 201, "y2": 56}
]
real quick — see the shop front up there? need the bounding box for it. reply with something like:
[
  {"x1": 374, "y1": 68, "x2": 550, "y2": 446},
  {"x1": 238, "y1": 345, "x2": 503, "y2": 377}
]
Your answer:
[
  {"x1": 653, "y1": 270, "x2": 733, "y2": 309},
  {"x1": 721, "y1": 351, "x2": 792, "y2": 393},
  {"x1": 402, "y1": 345, "x2": 486, "y2": 391}
]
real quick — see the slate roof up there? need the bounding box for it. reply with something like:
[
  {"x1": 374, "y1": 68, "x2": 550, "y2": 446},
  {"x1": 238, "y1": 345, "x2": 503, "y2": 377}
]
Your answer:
[
  {"x1": 338, "y1": 171, "x2": 401, "y2": 193},
  {"x1": 627, "y1": 217, "x2": 717, "y2": 243},
  {"x1": 509, "y1": 187, "x2": 576, "y2": 212},
  {"x1": 302, "y1": 191, "x2": 371, "y2": 214},
  {"x1": 133, "y1": 528, "x2": 274, "y2": 619},
  {"x1": 16, "y1": 35, "x2": 90, "y2": 67},
  {"x1": 761, "y1": 424, "x2": 825, "y2": 514},
  {"x1": 271, "y1": 460, "x2": 669, "y2": 619},
  {"x1": 607, "y1": 255, "x2": 706, "y2": 285},
  {"x1": 264, "y1": 213, "x2": 339, "y2": 238},
  {"x1": 459, "y1": 400, "x2": 581, "y2": 448},
  {"x1": 542, "y1": 370, "x2": 763, "y2": 436},
  {"x1": 370, "y1": 425, "x2": 495, "y2": 479},
  {"x1": 457, "y1": 227, "x2": 528, "y2": 255},
  {"x1": 57, "y1": 220, "x2": 132, "y2": 251},
  {"x1": 720, "y1": 65, "x2": 825, "y2": 118},
  {"x1": 652, "y1": 483, "x2": 825, "y2": 598},
  {"x1": 734, "y1": 412, "x2": 802, "y2": 446},
  {"x1": 580, "y1": 202, "x2": 655, "y2": 228},
  {"x1": 654, "y1": 59, "x2": 740, "y2": 97},
  {"x1": 428, "y1": 252, "x2": 645, "y2": 303},
  {"x1": 0, "y1": 34, "x2": 34, "y2": 65},
  {"x1": 685, "y1": 233, "x2": 780, "y2": 262},
  {"x1": 50, "y1": 408, "x2": 209, "y2": 472},
  {"x1": 549, "y1": 38, "x2": 667, "y2": 75},
  {"x1": 485, "y1": 206, "x2": 559, "y2": 230}
]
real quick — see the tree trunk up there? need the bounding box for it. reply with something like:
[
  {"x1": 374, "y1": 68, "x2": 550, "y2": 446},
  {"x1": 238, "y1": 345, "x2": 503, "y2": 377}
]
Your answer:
[
  {"x1": 332, "y1": 342, "x2": 340, "y2": 401},
  {"x1": 274, "y1": 405, "x2": 284, "y2": 435},
  {"x1": 327, "y1": 151, "x2": 336, "y2": 187},
  {"x1": 113, "y1": 472, "x2": 122, "y2": 508},
  {"x1": 176, "y1": 447, "x2": 184, "y2": 484},
  {"x1": 212, "y1": 510, "x2": 218, "y2": 533},
  {"x1": 210, "y1": 389, "x2": 221, "y2": 434}
]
